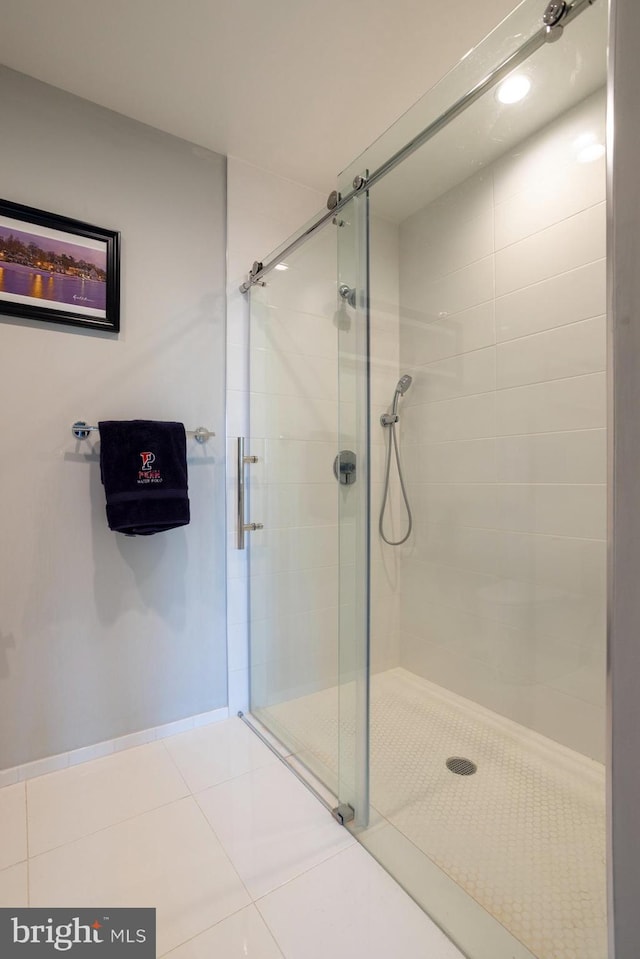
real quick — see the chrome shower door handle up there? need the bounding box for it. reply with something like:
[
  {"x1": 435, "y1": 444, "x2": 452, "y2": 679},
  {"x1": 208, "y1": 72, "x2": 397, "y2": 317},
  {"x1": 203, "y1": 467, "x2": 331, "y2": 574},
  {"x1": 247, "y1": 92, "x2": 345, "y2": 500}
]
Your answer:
[{"x1": 237, "y1": 437, "x2": 261, "y2": 549}]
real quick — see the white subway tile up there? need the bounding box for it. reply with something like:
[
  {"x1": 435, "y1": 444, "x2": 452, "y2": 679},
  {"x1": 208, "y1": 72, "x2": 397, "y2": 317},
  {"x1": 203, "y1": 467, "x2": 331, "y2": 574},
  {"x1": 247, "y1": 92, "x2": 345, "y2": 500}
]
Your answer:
[
  {"x1": 399, "y1": 630, "x2": 605, "y2": 760},
  {"x1": 410, "y1": 346, "x2": 496, "y2": 404},
  {"x1": 419, "y1": 439, "x2": 497, "y2": 484},
  {"x1": 496, "y1": 429, "x2": 606, "y2": 484},
  {"x1": 494, "y1": 157, "x2": 605, "y2": 249},
  {"x1": 262, "y1": 439, "x2": 338, "y2": 486},
  {"x1": 263, "y1": 248, "x2": 337, "y2": 317},
  {"x1": 249, "y1": 392, "x2": 338, "y2": 442},
  {"x1": 249, "y1": 606, "x2": 338, "y2": 673},
  {"x1": 228, "y1": 668, "x2": 249, "y2": 714},
  {"x1": 226, "y1": 389, "x2": 248, "y2": 437},
  {"x1": 421, "y1": 483, "x2": 499, "y2": 530},
  {"x1": 227, "y1": 575, "x2": 248, "y2": 626},
  {"x1": 250, "y1": 349, "x2": 338, "y2": 401},
  {"x1": 227, "y1": 344, "x2": 249, "y2": 392},
  {"x1": 494, "y1": 484, "x2": 606, "y2": 539},
  {"x1": 405, "y1": 255, "x2": 494, "y2": 318},
  {"x1": 496, "y1": 316, "x2": 605, "y2": 389},
  {"x1": 402, "y1": 168, "x2": 493, "y2": 238},
  {"x1": 400, "y1": 206, "x2": 493, "y2": 284},
  {"x1": 492, "y1": 89, "x2": 606, "y2": 205},
  {"x1": 226, "y1": 292, "x2": 249, "y2": 349},
  {"x1": 496, "y1": 259, "x2": 606, "y2": 342},
  {"x1": 227, "y1": 620, "x2": 249, "y2": 673},
  {"x1": 249, "y1": 524, "x2": 338, "y2": 577},
  {"x1": 495, "y1": 203, "x2": 606, "y2": 296},
  {"x1": 400, "y1": 300, "x2": 495, "y2": 368},
  {"x1": 412, "y1": 523, "x2": 502, "y2": 576},
  {"x1": 250, "y1": 566, "x2": 339, "y2": 621},
  {"x1": 496, "y1": 373, "x2": 606, "y2": 435},
  {"x1": 405, "y1": 391, "x2": 495, "y2": 444},
  {"x1": 251, "y1": 305, "x2": 338, "y2": 359},
  {"x1": 532, "y1": 484, "x2": 606, "y2": 540},
  {"x1": 250, "y1": 482, "x2": 338, "y2": 531}
]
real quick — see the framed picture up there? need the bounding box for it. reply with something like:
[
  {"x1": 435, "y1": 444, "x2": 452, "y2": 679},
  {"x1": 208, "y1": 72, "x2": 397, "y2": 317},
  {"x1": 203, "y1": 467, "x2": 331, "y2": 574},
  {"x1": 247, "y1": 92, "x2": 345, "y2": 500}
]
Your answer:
[{"x1": 0, "y1": 198, "x2": 120, "y2": 333}]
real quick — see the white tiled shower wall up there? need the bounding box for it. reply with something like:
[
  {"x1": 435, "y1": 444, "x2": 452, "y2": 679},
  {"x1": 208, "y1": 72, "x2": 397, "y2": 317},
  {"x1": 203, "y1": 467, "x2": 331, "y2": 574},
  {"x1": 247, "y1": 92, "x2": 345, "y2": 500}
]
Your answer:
[
  {"x1": 395, "y1": 89, "x2": 607, "y2": 761},
  {"x1": 369, "y1": 218, "x2": 402, "y2": 674}
]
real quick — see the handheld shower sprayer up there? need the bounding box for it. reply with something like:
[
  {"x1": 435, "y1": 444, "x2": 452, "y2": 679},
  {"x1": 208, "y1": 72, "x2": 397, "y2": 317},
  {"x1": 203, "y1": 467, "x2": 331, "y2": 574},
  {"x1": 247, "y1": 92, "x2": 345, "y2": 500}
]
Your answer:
[
  {"x1": 392, "y1": 374, "x2": 413, "y2": 413},
  {"x1": 379, "y1": 374, "x2": 413, "y2": 546}
]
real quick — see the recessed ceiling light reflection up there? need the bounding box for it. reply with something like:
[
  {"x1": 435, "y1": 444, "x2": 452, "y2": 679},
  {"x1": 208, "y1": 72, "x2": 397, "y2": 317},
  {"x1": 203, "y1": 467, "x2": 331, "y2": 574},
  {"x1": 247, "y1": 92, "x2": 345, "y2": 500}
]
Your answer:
[
  {"x1": 274, "y1": 263, "x2": 289, "y2": 271},
  {"x1": 577, "y1": 143, "x2": 605, "y2": 164},
  {"x1": 496, "y1": 75, "x2": 531, "y2": 105}
]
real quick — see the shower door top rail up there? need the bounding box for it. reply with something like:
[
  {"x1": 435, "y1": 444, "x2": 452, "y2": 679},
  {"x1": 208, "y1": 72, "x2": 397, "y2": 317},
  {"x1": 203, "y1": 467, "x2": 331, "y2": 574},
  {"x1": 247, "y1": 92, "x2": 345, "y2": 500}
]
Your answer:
[{"x1": 239, "y1": 0, "x2": 597, "y2": 294}]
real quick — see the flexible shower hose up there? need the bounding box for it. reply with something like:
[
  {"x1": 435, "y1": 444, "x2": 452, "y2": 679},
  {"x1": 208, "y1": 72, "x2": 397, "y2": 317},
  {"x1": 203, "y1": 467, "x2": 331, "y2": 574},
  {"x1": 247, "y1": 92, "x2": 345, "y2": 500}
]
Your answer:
[{"x1": 379, "y1": 419, "x2": 413, "y2": 546}]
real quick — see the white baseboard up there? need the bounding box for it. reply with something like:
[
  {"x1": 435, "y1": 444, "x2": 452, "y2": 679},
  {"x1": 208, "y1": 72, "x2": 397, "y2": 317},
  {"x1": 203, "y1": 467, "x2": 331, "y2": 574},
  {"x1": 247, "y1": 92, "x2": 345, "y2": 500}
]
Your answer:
[{"x1": 0, "y1": 706, "x2": 229, "y2": 787}]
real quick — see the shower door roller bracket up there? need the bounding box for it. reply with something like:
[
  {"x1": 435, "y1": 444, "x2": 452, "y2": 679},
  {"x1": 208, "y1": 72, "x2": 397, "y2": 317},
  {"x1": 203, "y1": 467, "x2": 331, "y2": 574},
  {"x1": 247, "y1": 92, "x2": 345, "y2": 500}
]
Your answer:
[
  {"x1": 334, "y1": 450, "x2": 357, "y2": 485},
  {"x1": 332, "y1": 803, "x2": 355, "y2": 826}
]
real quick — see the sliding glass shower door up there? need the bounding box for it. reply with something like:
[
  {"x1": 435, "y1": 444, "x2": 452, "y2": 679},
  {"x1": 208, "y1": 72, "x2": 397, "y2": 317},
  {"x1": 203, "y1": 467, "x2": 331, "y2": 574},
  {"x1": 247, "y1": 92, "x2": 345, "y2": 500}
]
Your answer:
[
  {"x1": 340, "y1": 0, "x2": 609, "y2": 957},
  {"x1": 246, "y1": 201, "x2": 369, "y2": 822}
]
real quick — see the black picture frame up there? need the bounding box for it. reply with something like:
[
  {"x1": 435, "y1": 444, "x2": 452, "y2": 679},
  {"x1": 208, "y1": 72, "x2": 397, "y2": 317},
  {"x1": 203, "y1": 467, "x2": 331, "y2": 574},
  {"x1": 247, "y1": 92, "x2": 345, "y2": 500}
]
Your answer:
[{"x1": 0, "y1": 198, "x2": 120, "y2": 333}]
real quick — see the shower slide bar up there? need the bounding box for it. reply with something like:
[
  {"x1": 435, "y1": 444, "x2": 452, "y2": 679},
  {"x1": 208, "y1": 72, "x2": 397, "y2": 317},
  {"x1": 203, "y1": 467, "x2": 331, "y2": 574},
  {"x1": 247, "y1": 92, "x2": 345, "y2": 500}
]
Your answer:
[
  {"x1": 239, "y1": 0, "x2": 595, "y2": 293},
  {"x1": 71, "y1": 421, "x2": 215, "y2": 443}
]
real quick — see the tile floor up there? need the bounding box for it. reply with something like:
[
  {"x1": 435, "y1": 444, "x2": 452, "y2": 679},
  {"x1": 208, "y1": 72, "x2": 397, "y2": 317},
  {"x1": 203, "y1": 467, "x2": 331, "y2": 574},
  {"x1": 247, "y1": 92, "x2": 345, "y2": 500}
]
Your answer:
[{"x1": 0, "y1": 717, "x2": 462, "y2": 959}]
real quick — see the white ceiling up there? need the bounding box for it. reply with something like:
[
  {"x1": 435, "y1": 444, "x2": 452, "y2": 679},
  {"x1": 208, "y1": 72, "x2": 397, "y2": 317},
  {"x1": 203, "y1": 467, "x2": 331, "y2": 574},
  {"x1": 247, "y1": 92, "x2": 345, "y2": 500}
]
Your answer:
[{"x1": 0, "y1": 0, "x2": 517, "y2": 194}]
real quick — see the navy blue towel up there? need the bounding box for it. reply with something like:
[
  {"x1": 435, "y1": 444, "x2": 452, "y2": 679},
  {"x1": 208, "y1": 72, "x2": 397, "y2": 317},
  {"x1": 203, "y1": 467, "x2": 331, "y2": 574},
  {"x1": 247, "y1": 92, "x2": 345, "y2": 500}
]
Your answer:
[{"x1": 98, "y1": 420, "x2": 190, "y2": 536}]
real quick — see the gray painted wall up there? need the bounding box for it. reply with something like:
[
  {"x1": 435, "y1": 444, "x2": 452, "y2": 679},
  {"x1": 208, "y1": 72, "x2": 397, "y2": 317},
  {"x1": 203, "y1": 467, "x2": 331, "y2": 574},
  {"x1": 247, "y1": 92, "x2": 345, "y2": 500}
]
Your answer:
[{"x1": 0, "y1": 67, "x2": 227, "y2": 769}]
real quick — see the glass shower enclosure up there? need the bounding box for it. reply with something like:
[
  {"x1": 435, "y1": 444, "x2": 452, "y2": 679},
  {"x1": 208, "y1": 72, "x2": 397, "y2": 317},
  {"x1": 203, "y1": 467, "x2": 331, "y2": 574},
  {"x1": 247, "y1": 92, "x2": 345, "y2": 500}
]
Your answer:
[{"x1": 243, "y1": 0, "x2": 609, "y2": 956}]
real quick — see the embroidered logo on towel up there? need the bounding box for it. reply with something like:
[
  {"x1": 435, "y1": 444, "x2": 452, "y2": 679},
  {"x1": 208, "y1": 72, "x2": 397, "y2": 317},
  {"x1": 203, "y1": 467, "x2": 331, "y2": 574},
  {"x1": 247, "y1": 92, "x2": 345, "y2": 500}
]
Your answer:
[{"x1": 138, "y1": 451, "x2": 162, "y2": 484}]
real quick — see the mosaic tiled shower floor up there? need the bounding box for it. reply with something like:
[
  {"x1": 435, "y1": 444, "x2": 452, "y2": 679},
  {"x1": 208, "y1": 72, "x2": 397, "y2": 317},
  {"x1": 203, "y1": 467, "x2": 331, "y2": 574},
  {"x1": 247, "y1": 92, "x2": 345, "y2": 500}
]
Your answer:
[{"x1": 262, "y1": 668, "x2": 606, "y2": 959}]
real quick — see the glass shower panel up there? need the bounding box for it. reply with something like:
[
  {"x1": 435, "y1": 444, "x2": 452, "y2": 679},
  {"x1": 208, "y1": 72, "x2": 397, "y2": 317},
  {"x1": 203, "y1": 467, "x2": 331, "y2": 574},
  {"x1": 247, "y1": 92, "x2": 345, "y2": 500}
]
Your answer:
[
  {"x1": 336, "y1": 194, "x2": 370, "y2": 824},
  {"x1": 247, "y1": 221, "x2": 343, "y2": 795},
  {"x1": 344, "y1": 0, "x2": 609, "y2": 957}
]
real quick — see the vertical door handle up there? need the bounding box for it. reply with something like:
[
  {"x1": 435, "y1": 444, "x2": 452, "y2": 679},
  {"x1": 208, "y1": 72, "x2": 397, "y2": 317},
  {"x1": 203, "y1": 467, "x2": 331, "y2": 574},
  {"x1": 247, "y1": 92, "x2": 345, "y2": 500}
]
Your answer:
[{"x1": 237, "y1": 437, "x2": 262, "y2": 549}]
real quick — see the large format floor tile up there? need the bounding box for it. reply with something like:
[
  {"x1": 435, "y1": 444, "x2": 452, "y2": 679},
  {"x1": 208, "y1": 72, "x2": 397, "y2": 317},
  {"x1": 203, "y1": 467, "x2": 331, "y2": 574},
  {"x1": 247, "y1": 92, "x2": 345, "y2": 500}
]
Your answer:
[
  {"x1": 162, "y1": 905, "x2": 284, "y2": 959},
  {"x1": 163, "y1": 717, "x2": 277, "y2": 793},
  {"x1": 29, "y1": 797, "x2": 250, "y2": 956},
  {"x1": 196, "y1": 762, "x2": 354, "y2": 899},
  {"x1": 258, "y1": 842, "x2": 463, "y2": 959},
  {"x1": 0, "y1": 863, "x2": 28, "y2": 907},
  {"x1": 27, "y1": 741, "x2": 189, "y2": 855},
  {"x1": 0, "y1": 782, "x2": 26, "y2": 870}
]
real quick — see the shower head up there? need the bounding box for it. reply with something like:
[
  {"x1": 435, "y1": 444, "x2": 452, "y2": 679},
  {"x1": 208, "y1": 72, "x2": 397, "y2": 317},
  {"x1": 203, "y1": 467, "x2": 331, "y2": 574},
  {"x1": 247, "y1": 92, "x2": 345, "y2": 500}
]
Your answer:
[
  {"x1": 390, "y1": 373, "x2": 413, "y2": 417},
  {"x1": 395, "y1": 374, "x2": 412, "y2": 396}
]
